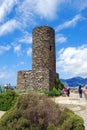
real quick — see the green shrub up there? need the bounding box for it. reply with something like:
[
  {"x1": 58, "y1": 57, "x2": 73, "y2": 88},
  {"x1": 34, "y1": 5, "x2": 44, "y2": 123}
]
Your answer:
[
  {"x1": 0, "y1": 93, "x2": 61, "y2": 130},
  {"x1": 38, "y1": 88, "x2": 61, "y2": 97},
  {"x1": 0, "y1": 93, "x2": 85, "y2": 130},
  {"x1": 55, "y1": 78, "x2": 64, "y2": 90},
  {"x1": 59, "y1": 108, "x2": 85, "y2": 130},
  {"x1": 0, "y1": 86, "x2": 6, "y2": 93},
  {"x1": 0, "y1": 89, "x2": 18, "y2": 111},
  {"x1": 47, "y1": 88, "x2": 61, "y2": 97},
  {"x1": 36, "y1": 78, "x2": 64, "y2": 97},
  {"x1": 47, "y1": 124, "x2": 57, "y2": 130},
  {"x1": 15, "y1": 89, "x2": 22, "y2": 95}
]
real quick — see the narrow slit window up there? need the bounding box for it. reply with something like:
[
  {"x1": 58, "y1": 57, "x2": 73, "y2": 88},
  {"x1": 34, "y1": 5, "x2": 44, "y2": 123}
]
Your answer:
[{"x1": 50, "y1": 46, "x2": 52, "y2": 51}]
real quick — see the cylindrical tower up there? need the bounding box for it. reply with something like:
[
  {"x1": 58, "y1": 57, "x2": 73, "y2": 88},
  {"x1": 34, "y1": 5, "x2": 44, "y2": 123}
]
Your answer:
[
  {"x1": 32, "y1": 25, "x2": 56, "y2": 75},
  {"x1": 17, "y1": 25, "x2": 57, "y2": 91}
]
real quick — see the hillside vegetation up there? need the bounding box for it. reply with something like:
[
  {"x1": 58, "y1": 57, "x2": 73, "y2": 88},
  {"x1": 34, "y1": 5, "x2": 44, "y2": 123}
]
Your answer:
[
  {"x1": 0, "y1": 92, "x2": 84, "y2": 130},
  {"x1": 0, "y1": 89, "x2": 18, "y2": 111}
]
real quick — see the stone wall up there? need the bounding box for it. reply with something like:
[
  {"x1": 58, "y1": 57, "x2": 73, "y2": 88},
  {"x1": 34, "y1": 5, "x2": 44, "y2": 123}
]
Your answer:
[{"x1": 17, "y1": 69, "x2": 51, "y2": 90}]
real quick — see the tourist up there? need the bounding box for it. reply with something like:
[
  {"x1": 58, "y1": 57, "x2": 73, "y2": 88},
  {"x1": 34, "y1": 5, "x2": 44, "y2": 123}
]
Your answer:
[
  {"x1": 61, "y1": 88, "x2": 65, "y2": 96},
  {"x1": 78, "y1": 85, "x2": 82, "y2": 98},
  {"x1": 67, "y1": 87, "x2": 70, "y2": 96},
  {"x1": 65, "y1": 88, "x2": 68, "y2": 96}
]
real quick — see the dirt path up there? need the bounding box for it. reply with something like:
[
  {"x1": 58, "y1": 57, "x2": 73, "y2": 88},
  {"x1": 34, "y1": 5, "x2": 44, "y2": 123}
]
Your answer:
[
  {"x1": 0, "y1": 111, "x2": 5, "y2": 118},
  {"x1": 53, "y1": 92, "x2": 87, "y2": 130}
]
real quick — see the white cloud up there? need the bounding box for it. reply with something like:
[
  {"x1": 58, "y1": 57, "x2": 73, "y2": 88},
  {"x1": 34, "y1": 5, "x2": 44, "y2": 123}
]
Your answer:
[
  {"x1": 0, "y1": 73, "x2": 5, "y2": 79},
  {"x1": 16, "y1": 0, "x2": 35, "y2": 28},
  {"x1": 15, "y1": 0, "x2": 87, "y2": 25},
  {"x1": 16, "y1": 0, "x2": 65, "y2": 23},
  {"x1": 56, "y1": 45, "x2": 87, "y2": 78},
  {"x1": 0, "y1": 66, "x2": 10, "y2": 79},
  {"x1": 13, "y1": 44, "x2": 23, "y2": 56},
  {"x1": 56, "y1": 14, "x2": 84, "y2": 32},
  {"x1": 0, "y1": 19, "x2": 20, "y2": 36},
  {"x1": 27, "y1": 48, "x2": 32, "y2": 56},
  {"x1": 69, "y1": 0, "x2": 87, "y2": 12},
  {"x1": 19, "y1": 32, "x2": 32, "y2": 44},
  {"x1": 0, "y1": 71, "x2": 11, "y2": 79},
  {"x1": 77, "y1": 1, "x2": 87, "y2": 11},
  {"x1": 0, "y1": 0, "x2": 86, "y2": 34},
  {"x1": 34, "y1": 0, "x2": 63, "y2": 19},
  {"x1": 14, "y1": 44, "x2": 21, "y2": 53},
  {"x1": 0, "y1": 45, "x2": 11, "y2": 54},
  {"x1": 56, "y1": 34, "x2": 67, "y2": 43},
  {"x1": 16, "y1": 61, "x2": 25, "y2": 67},
  {"x1": 0, "y1": 67, "x2": 17, "y2": 85},
  {"x1": 0, "y1": 0, "x2": 18, "y2": 22}
]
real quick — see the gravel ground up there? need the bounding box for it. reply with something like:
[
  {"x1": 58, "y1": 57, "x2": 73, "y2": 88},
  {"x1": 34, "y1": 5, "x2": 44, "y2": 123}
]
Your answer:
[{"x1": 53, "y1": 92, "x2": 87, "y2": 130}]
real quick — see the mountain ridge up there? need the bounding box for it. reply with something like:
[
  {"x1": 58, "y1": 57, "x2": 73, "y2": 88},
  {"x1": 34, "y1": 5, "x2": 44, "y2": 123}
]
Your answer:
[{"x1": 60, "y1": 76, "x2": 87, "y2": 87}]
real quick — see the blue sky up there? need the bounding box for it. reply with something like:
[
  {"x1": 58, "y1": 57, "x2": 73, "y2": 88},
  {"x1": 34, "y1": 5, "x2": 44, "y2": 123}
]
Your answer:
[{"x1": 0, "y1": 0, "x2": 87, "y2": 86}]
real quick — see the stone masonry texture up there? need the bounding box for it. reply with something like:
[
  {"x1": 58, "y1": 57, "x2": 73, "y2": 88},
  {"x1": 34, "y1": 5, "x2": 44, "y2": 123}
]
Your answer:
[{"x1": 17, "y1": 25, "x2": 58, "y2": 91}]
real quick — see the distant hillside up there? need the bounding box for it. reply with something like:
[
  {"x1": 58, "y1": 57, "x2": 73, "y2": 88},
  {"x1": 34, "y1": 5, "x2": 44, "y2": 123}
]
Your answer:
[{"x1": 60, "y1": 77, "x2": 87, "y2": 87}]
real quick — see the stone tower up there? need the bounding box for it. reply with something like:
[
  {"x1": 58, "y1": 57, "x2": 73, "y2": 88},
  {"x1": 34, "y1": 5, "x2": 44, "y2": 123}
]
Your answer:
[{"x1": 17, "y1": 25, "x2": 57, "y2": 91}]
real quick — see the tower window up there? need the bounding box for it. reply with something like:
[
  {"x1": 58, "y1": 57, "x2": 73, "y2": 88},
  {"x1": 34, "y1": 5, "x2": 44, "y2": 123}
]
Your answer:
[{"x1": 50, "y1": 46, "x2": 52, "y2": 51}]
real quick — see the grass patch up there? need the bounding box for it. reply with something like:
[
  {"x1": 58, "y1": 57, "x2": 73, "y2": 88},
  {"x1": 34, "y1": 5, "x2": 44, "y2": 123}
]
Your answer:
[{"x1": 15, "y1": 89, "x2": 22, "y2": 95}]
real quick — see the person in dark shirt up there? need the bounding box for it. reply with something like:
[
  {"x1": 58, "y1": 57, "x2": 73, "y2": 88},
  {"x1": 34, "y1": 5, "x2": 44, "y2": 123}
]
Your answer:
[{"x1": 78, "y1": 85, "x2": 82, "y2": 98}]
